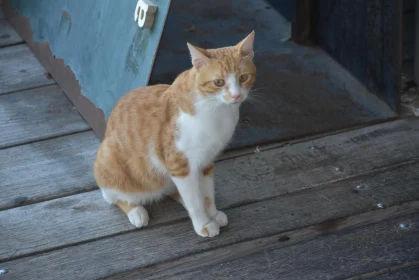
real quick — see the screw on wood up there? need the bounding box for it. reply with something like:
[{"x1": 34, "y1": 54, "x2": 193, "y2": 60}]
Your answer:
[
  {"x1": 0, "y1": 268, "x2": 9, "y2": 275},
  {"x1": 376, "y1": 203, "x2": 384, "y2": 209},
  {"x1": 335, "y1": 167, "x2": 343, "y2": 172},
  {"x1": 399, "y1": 223, "x2": 409, "y2": 229}
]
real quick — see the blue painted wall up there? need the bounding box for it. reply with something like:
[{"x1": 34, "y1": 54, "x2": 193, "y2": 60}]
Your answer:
[{"x1": 10, "y1": 0, "x2": 171, "y2": 119}]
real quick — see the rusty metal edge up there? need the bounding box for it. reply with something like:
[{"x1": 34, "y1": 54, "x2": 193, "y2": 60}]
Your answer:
[{"x1": 3, "y1": 0, "x2": 106, "y2": 140}]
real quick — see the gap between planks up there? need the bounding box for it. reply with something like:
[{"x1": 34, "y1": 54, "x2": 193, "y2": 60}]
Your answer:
[
  {"x1": 0, "y1": 44, "x2": 55, "y2": 95},
  {"x1": 0, "y1": 84, "x2": 91, "y2": 149},
  {"x1": 346, "y1": 260, "x2": 419, "y2": 280},
  {"x1": 137, "y1": 205, "x2": 419, "y2": 280},
  {"x1": 3, "y1": 117, "x2": 419, "y2": 212},
  {"x1": 2, "y1": 159, "x2": 419, "y2": 279},
  {"x1": 2, "y1": 118, "x2": 419, "y2": 258},
  {"x1": 2, "y1": 158, "x2": 419, "y2": 263}
]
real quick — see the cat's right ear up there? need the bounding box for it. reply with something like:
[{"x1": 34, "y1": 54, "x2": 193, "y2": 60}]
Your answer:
[{"x1": 187, "y1": 43, "x2": 209, "y2": 69}]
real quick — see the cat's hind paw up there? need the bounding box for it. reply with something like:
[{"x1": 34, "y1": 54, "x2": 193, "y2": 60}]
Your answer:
[
  {"x1": 127, "y1": 206, "x2": 149, "y2": 228},
  {"x1": 214, "y1": 211, "x2": 228, "y2": 227}
]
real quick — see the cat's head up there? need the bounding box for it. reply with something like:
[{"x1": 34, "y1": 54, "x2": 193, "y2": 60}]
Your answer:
[{"x1": 187, "y1": 31, "x2": 256, "y2": 105}]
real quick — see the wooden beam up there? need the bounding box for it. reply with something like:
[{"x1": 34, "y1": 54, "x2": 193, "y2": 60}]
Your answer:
[
  {"x1": 414, "y1": 0, "x2": 419, "y2": 84},
  {"x1": 292, "y1": 0, "x2": 314, "y2": 45}
]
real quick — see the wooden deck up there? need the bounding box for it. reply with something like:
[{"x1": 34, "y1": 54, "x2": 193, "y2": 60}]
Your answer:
[{"x1": 1, "y1": 11, "x2": 419, "y2": 280}]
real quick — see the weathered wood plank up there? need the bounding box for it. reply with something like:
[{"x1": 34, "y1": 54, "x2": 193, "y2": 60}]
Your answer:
[
  {"x1": 0, "y1": 44, "x2": 55, "y2": 94},
  {"x1": 0, "y1": 131, "x2": 99, "y2": 210},
  {"x1": 0, "y1": 18, "x2": 23, "y2": 47},
  {"x1": 404, "y1": 42, "x2": 413, "y2": 62},
  {"x1": 1, "y1": 118, "x2": 419, "y2": 258},
  {"x1": 346, "y1": 261, "x2": 419, "y2": 280},
  {"x1": 415, "y1": 0, "x2": 419, "y2": 84},
  {"x1": 404, "y1": 12, "x2": 414, "y2": 43},
  {"x1": 0, "y1": 85, "x2": 90, "y2": 148},
  {"x1": 367, "y1": 264, "x2": 419, "y2": 279},
  {"x1": 161, "y1": 211, "x2": 419, "y2": 280},
  {"x1": 404, "y1": 0, "x2": 416, "y2": 13},
  {"x1": 403, "y1": 61, "x2": 414, "y2": 83},
  {"x1": 2, "y1": 117, "x2": 418, "y2": 211},
  {"x1": 122, "y1": 201, "x2": 419, "y2": 280},
  {"x1": 2, "y1": 161, "x2": 419, "y2": 279}
]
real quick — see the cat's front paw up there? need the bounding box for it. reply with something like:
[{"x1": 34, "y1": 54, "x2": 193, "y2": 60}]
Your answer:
[
  {"x1": 127, "y1": 206, "x2": 149, "y2": 228},
  {"x1": 197, "y1": 220, "x2": 220, "y2": 237},
  {"x1": 213, "y1": 211, "x2": 228, "y2": 227}
]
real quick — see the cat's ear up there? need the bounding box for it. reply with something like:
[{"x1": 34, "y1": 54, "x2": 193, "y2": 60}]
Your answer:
[
  {"x1": 236, "y1": 31, "x2": 255, "y2": 57},
  {"x1": 187, "y1": 43, "x2": 210, "y2": 69}
]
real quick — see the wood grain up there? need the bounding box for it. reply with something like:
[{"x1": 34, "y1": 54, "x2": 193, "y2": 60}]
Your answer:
[
  {"x1": 2, "y1": 117, "x2": 417, "y2": 211},
  {"x1": 0, "y1": 18, "x2": 23, "y2": 47},
  {"x1": 123, "y1": 201, "x2": 419, "y2": 280},
  {"x1": 0, "y1": 85, "x2": 90, "y2": 148},
  {"x1": 404, "y1": 12, "x2": 414, "y2": 44},
  {"x1": 403, "y1": 61, "x2": 414, "y2": 83},
  {"x1": 366, "y1": 264, "x2": 419, "y2": 279},
  {"x1": 0, "y1": 131, "x2": 99, "y2": 210},
  {"x1": 404, "y1": 0, "x2": 416, "y2": 13},
  {"x1": 2, "y1": 161, "x2": 419, "y2": 279},
  {"x1": 161, "y1": 211, "x2": 419, "y2": 280},
  {"x1": 0, "y1": 44, "x2": 55, "y2": 94},
  {"x1": 1, "y1": 118, "x2": 419, "y2": 258},
  {"x1": 404, "y1": 42, "x2": 413, "y2": 62}
]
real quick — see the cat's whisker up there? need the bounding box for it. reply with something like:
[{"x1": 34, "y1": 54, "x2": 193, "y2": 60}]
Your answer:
[{"x1": 247, "y1": 93, "x2": 276, "y2": 110}]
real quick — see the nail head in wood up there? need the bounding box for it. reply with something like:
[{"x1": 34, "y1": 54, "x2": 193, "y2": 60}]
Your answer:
[{"x1": 399, "y1": 223, "x2": 409, "y2": 229}]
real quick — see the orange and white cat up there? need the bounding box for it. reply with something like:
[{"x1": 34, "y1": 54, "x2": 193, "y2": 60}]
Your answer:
[{"x1": 94, "y1": 31, "x2": 256, "y2": 237}]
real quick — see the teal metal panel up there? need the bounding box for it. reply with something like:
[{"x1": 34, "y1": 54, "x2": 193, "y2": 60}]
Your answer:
[{"x1": 10, "y1": 0, "x2": 171, "y2": 119}]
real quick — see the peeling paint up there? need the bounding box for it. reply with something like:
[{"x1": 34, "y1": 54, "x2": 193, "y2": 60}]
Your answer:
[
  {"x1": 125, "y1": 29, "x2": 148, "y2": 75},
  {"x1": 10, "y1": 0, "x2": 171, "y2": 119},
  {"x1": 59, "y1": 10, "x2": 72, "y2": 36}
]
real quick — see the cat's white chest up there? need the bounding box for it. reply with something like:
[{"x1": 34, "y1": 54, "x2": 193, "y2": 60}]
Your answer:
[{"x1": 175, "y1": 105, "x2": 239, "y2": 168}]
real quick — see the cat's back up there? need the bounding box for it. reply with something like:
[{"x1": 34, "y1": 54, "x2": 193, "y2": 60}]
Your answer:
[{"x1": 105, "y1": 84, "x2": 171, "y2": 136}]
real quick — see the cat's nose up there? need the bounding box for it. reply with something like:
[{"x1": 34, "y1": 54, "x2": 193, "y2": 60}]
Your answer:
[
  {"x1": 232, "y1": 95, "x2": 241, "y2": 103},
  {"x1": 230, "y1": 93, "x2": 240, "y2": 99}
]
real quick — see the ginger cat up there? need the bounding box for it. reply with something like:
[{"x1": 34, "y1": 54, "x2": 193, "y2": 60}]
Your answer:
[{"x1": 94, "y1": 31, "x2": 256, "y2": 237}]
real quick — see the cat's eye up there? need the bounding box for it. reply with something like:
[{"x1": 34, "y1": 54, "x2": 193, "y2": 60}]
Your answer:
[
  {"x1": 213, "y1": 79, "x2": 225, "y2": 87},
  {"x1": 239, "y1": 74, "x2": 249, "y2": 83}
]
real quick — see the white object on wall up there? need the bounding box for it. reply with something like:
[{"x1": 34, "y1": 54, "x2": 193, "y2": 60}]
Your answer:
[{"x1": 134, "y1": 0, "x2": 157, "y2": 29}]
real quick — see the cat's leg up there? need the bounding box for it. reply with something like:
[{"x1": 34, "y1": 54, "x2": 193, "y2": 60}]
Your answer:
[
  {"x1": 116, "y1": 201, "x2": 149, "y2": 228},
  {"x1": 172, "y1": 172, "x2": 220, "y2": 237},
  {"x1": 170, "y1": 192, "x2": 185, "y2": 207},
  {"x1": 201, "y1": 163, "x2": 228, "y2": 227},
  {"x1": 100, "y1": 188, "x2": 149, "y2": 228}
]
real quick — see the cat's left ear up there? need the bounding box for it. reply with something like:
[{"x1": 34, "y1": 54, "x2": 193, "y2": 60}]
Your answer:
[
  {"x1": 187, "y1": 43, "x2": 210, "y2": 69},
  {"x1": 236, "y1": 31, "x2": 255, "y2": 57}
]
